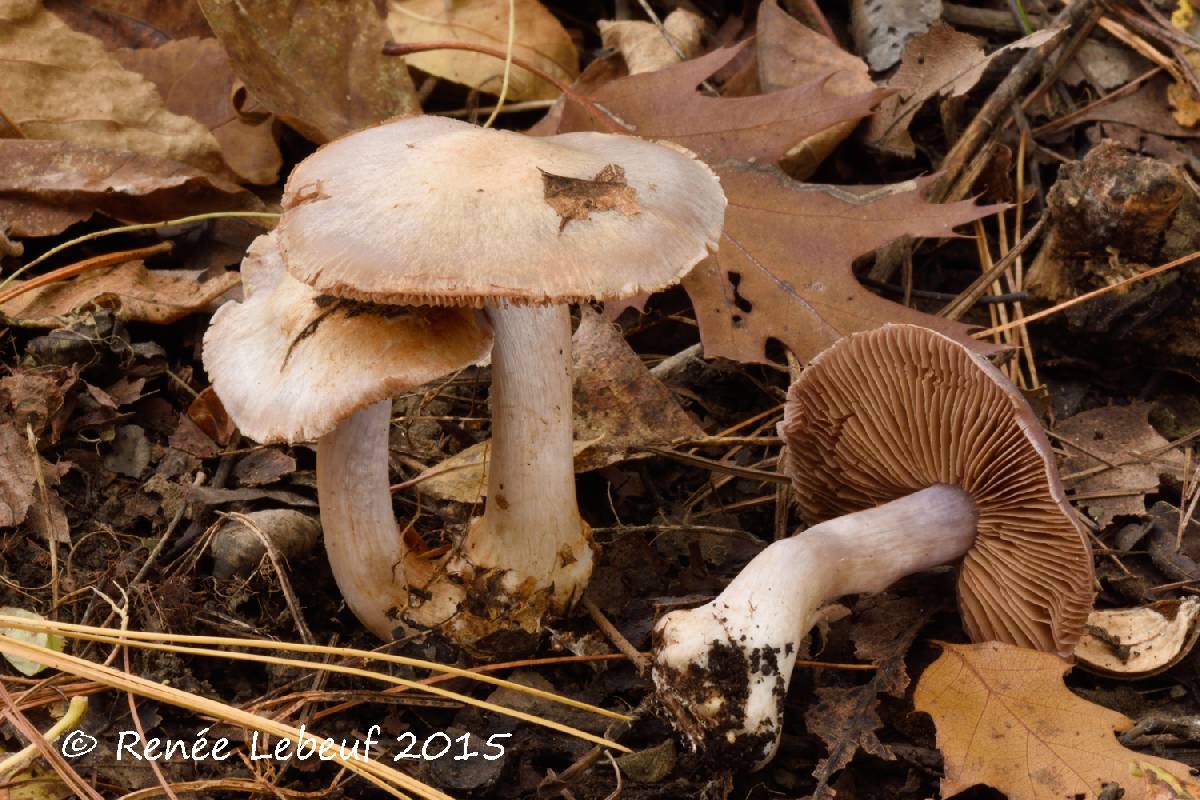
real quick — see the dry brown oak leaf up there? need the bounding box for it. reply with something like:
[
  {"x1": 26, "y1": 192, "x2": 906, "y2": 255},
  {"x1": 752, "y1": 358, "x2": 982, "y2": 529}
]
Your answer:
[
  {"x1": 556, "y1": 45, "x2": 1003, "y2": 364},
  {"x1": 915, "y1": 641, "x2": 1200, "y2": 800}
]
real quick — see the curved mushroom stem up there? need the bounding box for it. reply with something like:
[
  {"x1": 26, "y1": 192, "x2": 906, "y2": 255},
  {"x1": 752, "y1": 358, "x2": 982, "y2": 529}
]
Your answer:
[
  {"x1": 456, "y1": 304, "x2": 593, "y2": 616},
  {"x1": 652, "y1": 484, "x2": 977, "y2": 768},
  {"x1": 316, "y1": 400, "x2": 454, "y2": 639}
]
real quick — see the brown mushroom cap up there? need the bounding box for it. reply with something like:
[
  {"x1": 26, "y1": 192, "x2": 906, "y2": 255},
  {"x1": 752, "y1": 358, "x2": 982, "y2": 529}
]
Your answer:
[
  {"x1": 277, "y1": 115, "x2": 725, "y2": 306},
  {"x1": 780, "y1": 324, "x2": 1094, "y2": 657},
  {"x1": 203, "y1": 231, "x2": 492, "y2": 444}
]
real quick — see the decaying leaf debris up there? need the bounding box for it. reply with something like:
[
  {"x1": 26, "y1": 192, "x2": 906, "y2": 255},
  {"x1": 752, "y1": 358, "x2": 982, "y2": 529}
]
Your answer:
[{"x1": 2, "y1": 1, "x2": 1200, "y2": 798}]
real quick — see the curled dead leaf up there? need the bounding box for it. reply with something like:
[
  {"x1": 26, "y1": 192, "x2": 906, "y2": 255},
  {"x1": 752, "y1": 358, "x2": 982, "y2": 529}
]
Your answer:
[
  {"x1": 598, "y1": 9, "x2": 705, "y2": 76},
  {"x1": 1075, "y1": 599, "x2": 1200, "y2": 678},
  {"x1": 113, "y1": 37, "x2": 282, "y2": 185},
  {"x1": 0, "y1": 260, "x2": 241, "y2": 326},
  {"x1": 386, "y1": 0, "x2": 578, "y2": 101}
]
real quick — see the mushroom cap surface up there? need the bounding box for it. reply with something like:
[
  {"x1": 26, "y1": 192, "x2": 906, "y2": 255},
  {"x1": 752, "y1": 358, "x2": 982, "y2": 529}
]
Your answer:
[
  {"x1": 780, "y1": 324, "x2": 1094, "y2": 657},
  {"x1": 203, "y1": 231, "x2": 493, "y2": 444},
  {"x1": 278, "y1": 115, "x2": 726, "y2": 306}
]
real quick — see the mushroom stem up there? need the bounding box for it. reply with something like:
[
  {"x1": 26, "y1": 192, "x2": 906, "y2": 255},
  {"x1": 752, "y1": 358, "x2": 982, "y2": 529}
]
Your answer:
[
  {"x1": 311, "y1": 306, "x2": 593, "y2": 644},
  {"x1": 316, "y1": 400, "x2": 430, "y2": 638},
  {"x1": 653, "y1": 483, "x2": 977, "y2": 767},
  {"x1": 461, "y1": 304, "x2": 593, "y2": 609}
]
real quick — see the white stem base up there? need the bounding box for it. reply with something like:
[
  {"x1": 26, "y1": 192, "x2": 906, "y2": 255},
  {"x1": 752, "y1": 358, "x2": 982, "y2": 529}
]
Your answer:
[{"x1": 652, "y1": 484, "x2": 977, "y2": 767}]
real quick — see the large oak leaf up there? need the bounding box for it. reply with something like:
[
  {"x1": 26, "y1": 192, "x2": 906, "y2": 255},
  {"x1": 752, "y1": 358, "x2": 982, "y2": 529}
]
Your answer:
[{"x1": 555, "y1": 45, "x2": 1001, "y2": 364}]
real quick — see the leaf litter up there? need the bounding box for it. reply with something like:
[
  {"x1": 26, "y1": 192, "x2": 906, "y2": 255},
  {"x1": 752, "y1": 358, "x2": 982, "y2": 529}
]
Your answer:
[{"x1": 2, "y1": 1, "x2": 1200, "y2": 799}]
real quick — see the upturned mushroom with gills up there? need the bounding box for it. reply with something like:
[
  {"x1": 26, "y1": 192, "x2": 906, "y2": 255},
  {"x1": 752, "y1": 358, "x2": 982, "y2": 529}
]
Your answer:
[
  {"x1": 651, "y1": 324, "x2": 1095, "y2": 767},
  {"x1": 207, "y1": 115, "x2": 726, "y2": 650}
]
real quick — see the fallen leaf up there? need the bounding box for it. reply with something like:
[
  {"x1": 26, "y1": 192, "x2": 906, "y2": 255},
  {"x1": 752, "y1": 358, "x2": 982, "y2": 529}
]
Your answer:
[
  {"x1": 103, "y1": 423, "x2": 150, "y2": 477},
  {"x1": 0, "y1": 0, "x2": 227, "y2": 175},
  {"x1": 915, "y1": 641, "x2": 1200, "y2": 800},
  {"x1": 46, "y1": 0, "x2": 213, "y2": 45},
  {"x1": 113, "y1": 37, "x2": 282, "y2": 184},
  {"x1": 232, "y1": 448, "x2": 296, "y2": 487},
  {"x1": 1072, "y1": 77, "x2": 1200, "y2": 139},
  {"x1": 866, "y1": 23, "x2": 1061, "y2": 157},
  {"x1": 758, "y1": 0, "x2": 875, "y2": 178},
  {"x1": 1056, "y1": 402, "x2": 1186, "y2": 527},
  {"x1": 803, "y1": 593, "x2": 945, "y2": 798},
  {"x1": 685, "y1": 169, "x2": 1003, "y2": 364},
  {"x1": 0, "y1": 260, "x2": 241, "y2": 326},
  {"x1": 187, "y1": 387, "x2": 235, "y2": 446},
  {"x1": 0, "y1": 608, "x2": 65, "y2": 676},
  {"x1": 849, "y1": 0, "x2": 941, "y2": 71},
  {"x1": 599, "y1": 9, "x2": 705, "y2": 75},
  {"x1": 0, "y1": 139, "x2": 261, "y2": 239},
  {"x1": 0, "y1": 367, "x2": 77, "y2": 441},
  {"x1": 0, "y1": 422, "x2": 37, "y2": 528},
  {"x1": 559, "y1": 44, "x2": 887, "y2": 168},
  {"x1": 805, "y1": 685, "x2": 893, "y2": 799},
  {"x1": 1075, "y1": 598, "x2": 1200, "y2": 677},
  {"x1": 556, "y1": 47, "x2": 1000, "y2": 363},
  {"x1": 199, "y1": 0, "x2": 419, "y2": 143},
  {"x1": 414, "y1": 307, "x2": 704, "y2": 502},
  {"x1": 386, "y1": 0, "x2": 578, "y2": 101}
]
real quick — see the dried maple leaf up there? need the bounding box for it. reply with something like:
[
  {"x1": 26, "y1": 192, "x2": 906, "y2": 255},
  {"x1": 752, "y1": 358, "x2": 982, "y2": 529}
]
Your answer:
[
  {"x1": 0, "y1": 0, "x2": 227, "y2": 176},
  {"x1": 387, "y1": 0, "x2": 578, "y2": 101},
  {"x1": 1055, "y1": 402, "x2": 1186, "y2": 527},
  {"x1": 198, "y1": 0, "x2": 418, "y2": 143},
  {"x1": 0, "y1": 139, "x2": 260, "y2": 239},
  {"x1": 555, "y1": 46, "x2": 1002, "y2": 363},
  {"x1": 915, "y1": 641, "x2": 1200, "y2": 800}
]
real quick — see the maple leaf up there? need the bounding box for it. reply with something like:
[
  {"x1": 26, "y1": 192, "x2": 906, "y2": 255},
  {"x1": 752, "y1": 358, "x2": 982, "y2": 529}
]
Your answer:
[
  {"x1": 915, "y1": 641, "x2": 1200, "y2": 800},
  {"x1": 556, "y1": 44, "x2": 1003, "y2": 364}
]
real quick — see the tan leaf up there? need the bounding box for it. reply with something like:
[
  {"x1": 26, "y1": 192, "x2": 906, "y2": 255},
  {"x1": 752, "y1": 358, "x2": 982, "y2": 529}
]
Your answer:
[
  {"x1": 598, "y1": 9, "x2": 705, "y2": 75},
  {"x1": 198, "y1": 0, "x2": 419, "y2": 143},
  {"x1": 1075, "y1": 599, "x2": 1200, "y2": 678},
  {"x1": 758, "y1": 0, "x2": 875, "y2": 178},
  {"x1": 0, "y1": 139, "x2": 260, "y2": 238},
  {"x1": 1056, "y1": 402, "x2": 1186, "y2": 527},
  {"x1": 0, "y1": 422, "x2": 37, "y2": 528},
  {"x1": 386, "y1": 0, "x2": 578, "y2": 101},
  {"x1": 555, "y1": 47, "x2": 998, "y2": 363},
  {"x1": 414, "y1": 307, "x2": 703, "y2": 502},
  {"x1": 915, "y1": 641, "x2": 1200, "y2": 800},
  {"x1": 0, "y1": 260, "x2": 241, "y2": 325},
  {"x1": 866, "y1": 23, "x2": 1061, "y2": 157},
  {"x1": 113, "y1": 37, "x2": 282, "y2": 184},
  {"x1": 0, "y1": 0, "x2": 227, "y2": 175},
  {"x1": 46, "y1": 0, "x2": 213, "y2": 45}
]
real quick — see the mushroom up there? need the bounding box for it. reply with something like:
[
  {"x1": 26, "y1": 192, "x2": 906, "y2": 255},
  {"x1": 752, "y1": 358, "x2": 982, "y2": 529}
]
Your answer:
[
  {"x1": 651, "y1": 324, "x2": 1095, "y2": 767},
  {"x1": 210, "y1": 116, "x2": 725, "y2": 648},
  {"x1": 203, "y1": 231, "x2": 493, "y2": 636}
]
